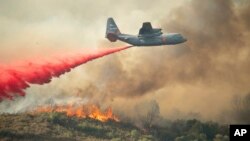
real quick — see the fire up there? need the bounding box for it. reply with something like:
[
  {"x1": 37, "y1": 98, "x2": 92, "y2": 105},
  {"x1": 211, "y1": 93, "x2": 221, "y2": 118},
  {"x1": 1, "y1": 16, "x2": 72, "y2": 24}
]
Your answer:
[{"x1": 33, "y1": 104, "x2": 119, "y2": 122}]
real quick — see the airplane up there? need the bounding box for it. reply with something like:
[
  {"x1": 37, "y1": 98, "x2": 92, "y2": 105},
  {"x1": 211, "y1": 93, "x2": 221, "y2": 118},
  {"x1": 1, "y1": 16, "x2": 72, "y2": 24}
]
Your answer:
[{"x1": 105, "y1": 17, "x2": 187, "y2": 46}]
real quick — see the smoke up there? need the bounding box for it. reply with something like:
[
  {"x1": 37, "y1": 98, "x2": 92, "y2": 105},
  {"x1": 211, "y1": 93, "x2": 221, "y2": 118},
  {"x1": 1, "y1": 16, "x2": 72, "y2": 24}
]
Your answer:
[
  {"x1": 79, "y1": 0, "x2": 250, "y2": 122},
  {"x1": 0, "y1": 0, "x2": 249, "y2": 123},
  {"x1": 0, "y1": 46, "x2": 129, "y2": 100}
]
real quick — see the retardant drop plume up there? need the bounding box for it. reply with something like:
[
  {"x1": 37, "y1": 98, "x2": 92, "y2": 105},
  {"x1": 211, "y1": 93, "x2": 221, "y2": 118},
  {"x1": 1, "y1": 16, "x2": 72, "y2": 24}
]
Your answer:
[{"x1": 0, "y1": 46, "x2": 130, "y2": 100}]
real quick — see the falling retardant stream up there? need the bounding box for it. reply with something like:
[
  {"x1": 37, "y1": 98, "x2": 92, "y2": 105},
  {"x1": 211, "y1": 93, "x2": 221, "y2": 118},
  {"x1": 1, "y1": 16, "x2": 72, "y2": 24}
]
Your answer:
[{"x1": 0, "y1": 46, "x2": 131, "y2": 100}]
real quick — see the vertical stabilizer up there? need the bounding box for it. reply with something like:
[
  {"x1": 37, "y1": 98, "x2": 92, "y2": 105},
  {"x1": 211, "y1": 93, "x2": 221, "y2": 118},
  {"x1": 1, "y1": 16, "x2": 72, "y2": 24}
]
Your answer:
[{"x1": 106, "y1": 17, "x2": 121, "y2": 42}]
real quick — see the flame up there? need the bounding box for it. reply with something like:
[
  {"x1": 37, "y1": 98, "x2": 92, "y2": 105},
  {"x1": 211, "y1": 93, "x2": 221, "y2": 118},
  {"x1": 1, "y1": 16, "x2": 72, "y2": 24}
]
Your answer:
[{"x1": 33, "y1": 104, "x2": 119, "y2": 122}]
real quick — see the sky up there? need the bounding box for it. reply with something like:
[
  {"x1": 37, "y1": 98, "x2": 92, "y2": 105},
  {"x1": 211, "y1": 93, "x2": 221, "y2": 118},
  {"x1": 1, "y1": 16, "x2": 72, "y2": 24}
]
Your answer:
[{"x1": 0, "y1": 0, "x2": 249, "y2": 123}]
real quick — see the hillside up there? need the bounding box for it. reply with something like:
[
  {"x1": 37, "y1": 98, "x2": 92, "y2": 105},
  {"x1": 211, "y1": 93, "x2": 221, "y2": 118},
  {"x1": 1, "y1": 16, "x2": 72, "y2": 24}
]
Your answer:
[
  {"x1": 0, "y1": 113, "x2": 229, "y2": 141},
  {"x1": 0, "y1": 113, "x2": 152, "y2": 141}
]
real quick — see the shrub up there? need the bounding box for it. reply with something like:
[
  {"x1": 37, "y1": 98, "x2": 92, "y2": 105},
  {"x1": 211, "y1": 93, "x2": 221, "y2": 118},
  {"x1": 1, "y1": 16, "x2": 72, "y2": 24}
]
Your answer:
[
  {"x1": 131, "y1": 129, "x2": 140, "y2": 140},
  {"x1": 111, "y1": 137, "x2": 122, "y2": 141}
]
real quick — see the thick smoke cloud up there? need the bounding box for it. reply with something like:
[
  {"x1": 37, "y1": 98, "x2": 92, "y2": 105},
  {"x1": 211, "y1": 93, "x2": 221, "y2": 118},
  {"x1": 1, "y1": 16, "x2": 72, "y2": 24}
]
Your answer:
[
  {"x1": 0, "y1": 0, "x2": 249, "y2": 122},
  {"x1": 74, "y1": 0, "x2": 250, "y2": 121},
  {"x1": 81, "y1": 0, "x2": 250, "y2": 121}
]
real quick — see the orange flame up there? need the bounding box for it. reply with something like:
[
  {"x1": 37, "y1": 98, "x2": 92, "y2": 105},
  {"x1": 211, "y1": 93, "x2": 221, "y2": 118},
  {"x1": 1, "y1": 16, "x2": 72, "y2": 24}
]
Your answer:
[{"x1": 33, "y1": 104, "x2": 119, "y2": 122}]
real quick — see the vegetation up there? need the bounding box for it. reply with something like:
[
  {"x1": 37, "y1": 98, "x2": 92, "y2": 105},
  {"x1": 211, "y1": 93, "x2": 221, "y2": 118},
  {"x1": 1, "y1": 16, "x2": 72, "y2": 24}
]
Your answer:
[
  {"x1": 0, "y1": 112, "x2": 229, "y2": 141},
  {"x1": 231, "y1": 93, "x2": 250, "y2": 124},
  {"x1": 151, "y1": 119, "x2": 229, "y2": 141}
]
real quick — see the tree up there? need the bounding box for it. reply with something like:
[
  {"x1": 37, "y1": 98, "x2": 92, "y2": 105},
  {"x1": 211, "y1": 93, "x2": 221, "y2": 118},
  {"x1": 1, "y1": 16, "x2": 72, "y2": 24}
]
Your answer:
[
  {"x1": 232, "y1": 93, "x2": 250, "y2": 123},
  {"x1": 144, "y1": 100, "x2": 160, "y2": 128},
  {"x1": 135, "y1": 100, "x2": 160, "y2": 129}
]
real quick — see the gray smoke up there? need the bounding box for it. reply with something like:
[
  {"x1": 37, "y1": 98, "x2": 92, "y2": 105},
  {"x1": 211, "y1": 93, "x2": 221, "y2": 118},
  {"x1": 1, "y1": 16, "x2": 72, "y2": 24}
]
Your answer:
[{"x1": 0, "y1": 0, "x2": 249, "y2": 122}]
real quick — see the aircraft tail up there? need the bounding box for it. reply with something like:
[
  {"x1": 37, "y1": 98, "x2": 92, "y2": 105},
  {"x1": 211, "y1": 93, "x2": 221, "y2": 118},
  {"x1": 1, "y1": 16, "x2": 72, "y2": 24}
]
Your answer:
[{"x1": 106, "y1": 17, "x2": 121, "y2": 42}]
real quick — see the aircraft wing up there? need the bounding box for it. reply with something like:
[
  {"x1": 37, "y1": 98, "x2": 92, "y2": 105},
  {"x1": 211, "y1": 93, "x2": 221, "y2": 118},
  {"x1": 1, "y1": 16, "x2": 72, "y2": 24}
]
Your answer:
[{"x1": 139, "y1": 22, "x2": 162, "y2": 37}]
